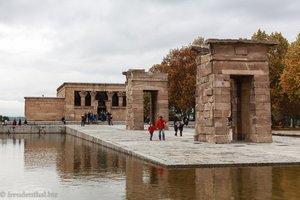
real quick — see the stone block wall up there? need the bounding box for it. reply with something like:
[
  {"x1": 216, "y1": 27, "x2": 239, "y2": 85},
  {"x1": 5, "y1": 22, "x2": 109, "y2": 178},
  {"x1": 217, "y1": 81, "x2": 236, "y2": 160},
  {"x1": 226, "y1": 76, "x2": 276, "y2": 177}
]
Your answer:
[
  {"x1": 25, "y1": 83, "x2": 127, "y2": 121},
  {"x1": 57, "y1": 82, "x2": 126, "y2": 121},
  {"x1": 194, "y1": 39, "x2": 276, "y2": 143},
  {"x1": 25, "y1": 97, "x2": 65, "y2": 121},
  {"x1": 124, "y1": 69, "x2": 168, "y2": 130}
]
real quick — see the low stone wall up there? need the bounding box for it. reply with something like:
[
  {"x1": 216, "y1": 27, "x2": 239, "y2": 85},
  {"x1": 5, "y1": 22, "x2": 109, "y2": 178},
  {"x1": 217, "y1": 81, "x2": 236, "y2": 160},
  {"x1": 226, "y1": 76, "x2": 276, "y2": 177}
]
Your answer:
[
  {"x1": 0, "y1": 125, "x2": 66, "y2": 134},
  {"x1": 24, "y1": 97, "x2": 65, "y2": 121},
  {"x1": 26, "y1": 121, "x2": 125, "y2": 125}
]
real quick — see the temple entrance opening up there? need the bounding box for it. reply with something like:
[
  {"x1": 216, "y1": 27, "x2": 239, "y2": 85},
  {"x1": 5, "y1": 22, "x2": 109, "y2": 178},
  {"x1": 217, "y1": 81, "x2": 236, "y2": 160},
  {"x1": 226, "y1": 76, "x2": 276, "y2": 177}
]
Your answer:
[
  {"x1": 96, "y1": 92, "x2": 108, "y2": 117},
  {"x1": 230, "y1": 75, "x2": 253, "y2": 142},
  {"x1": 143, "y1": 90, "x2": 158, "y2": 124}
]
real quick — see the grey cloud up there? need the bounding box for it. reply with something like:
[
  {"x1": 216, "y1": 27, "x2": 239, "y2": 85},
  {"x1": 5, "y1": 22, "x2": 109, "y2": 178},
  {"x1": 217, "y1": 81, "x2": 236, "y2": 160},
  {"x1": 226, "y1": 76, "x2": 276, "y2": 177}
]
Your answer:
[{"x1": 0, "y1": 0, "x2": 300, "y2": 116}]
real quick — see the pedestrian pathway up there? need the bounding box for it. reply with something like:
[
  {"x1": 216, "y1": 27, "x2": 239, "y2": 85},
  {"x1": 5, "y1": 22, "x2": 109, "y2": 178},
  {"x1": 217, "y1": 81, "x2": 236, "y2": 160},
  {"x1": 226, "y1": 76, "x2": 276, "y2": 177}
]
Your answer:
[{"x1": 66, "y1": 125, "x2": 300, "y2": 168}]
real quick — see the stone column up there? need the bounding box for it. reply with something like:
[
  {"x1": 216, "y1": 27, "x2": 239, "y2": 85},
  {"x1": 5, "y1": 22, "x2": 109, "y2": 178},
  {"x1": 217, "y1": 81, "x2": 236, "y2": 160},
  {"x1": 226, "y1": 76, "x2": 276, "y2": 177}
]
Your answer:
[
  {"x1": 79, "y1": 91, "x2": 87, "y2": 107},
  {"x1": 118, "y1": 91, "x2": 125, "y2": 107},
  {"x1": 90, "y1": 91, "x2": 97, "y2": 114},
  {"x1": 106, "y1": 91, "x2": 113, "y2": 113}
]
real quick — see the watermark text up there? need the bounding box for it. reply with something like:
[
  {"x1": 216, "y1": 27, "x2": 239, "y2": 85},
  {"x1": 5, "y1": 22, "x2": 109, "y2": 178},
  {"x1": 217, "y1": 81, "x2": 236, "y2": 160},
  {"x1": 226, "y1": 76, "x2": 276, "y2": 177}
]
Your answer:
[{"x1": 0, "y1": 191, "x2": 58, "y2": 199}]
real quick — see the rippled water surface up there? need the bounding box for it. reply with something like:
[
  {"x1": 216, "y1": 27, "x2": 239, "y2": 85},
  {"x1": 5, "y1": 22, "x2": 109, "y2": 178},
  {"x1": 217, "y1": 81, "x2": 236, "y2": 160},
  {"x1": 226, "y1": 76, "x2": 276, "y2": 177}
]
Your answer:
[{"x1": 0, "y1": 134, "x2": 300, "y2": 200}]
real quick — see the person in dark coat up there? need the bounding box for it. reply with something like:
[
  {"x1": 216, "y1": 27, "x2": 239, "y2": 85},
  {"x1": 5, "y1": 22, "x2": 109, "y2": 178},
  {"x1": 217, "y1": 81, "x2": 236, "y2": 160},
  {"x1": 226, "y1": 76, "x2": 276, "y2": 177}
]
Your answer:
[
  {"x1": 174, "y1": 122, "x2": 179, "y2": 136},
  {"x1": 12, "y1": 119, "x2": 17, "y2": 126},
  {"x1": 81, "y1": 115, "x2": 85, "y2": 126},
  {"x1": 179, "y1": 120, "x2": 184, "y2": 137},
  {"x1": 61, "y1": 117, "x2": 66, "y2": 124},
  {"x1": 107, "y1": 112, "x2": 113, "y2": 125},
  {"x1": 183, "y1": 116, "x2": 189, "y2": 126},
  {"x1": 173, "y1": 116, "x2": 178, "y2": 136}
]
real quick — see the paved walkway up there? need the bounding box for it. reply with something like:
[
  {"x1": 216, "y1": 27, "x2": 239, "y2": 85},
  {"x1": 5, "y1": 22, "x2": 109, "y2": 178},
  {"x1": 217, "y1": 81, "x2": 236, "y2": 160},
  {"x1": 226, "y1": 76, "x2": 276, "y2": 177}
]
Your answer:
[{"x1": 66, "y1": 125, "x2": 300, "y2": 168}]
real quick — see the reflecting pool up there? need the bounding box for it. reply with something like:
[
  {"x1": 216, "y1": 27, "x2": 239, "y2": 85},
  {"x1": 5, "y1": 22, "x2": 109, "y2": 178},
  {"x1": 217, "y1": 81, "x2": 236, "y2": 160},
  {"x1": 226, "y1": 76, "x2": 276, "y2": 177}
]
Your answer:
[{"x1": 0, "y1": 134, "x2": 300, "y2": 200}]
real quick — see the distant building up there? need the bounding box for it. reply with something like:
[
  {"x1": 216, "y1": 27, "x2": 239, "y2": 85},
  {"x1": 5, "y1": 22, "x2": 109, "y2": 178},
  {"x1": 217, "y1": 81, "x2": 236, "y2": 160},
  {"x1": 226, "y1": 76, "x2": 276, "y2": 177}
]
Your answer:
[{"x1": 25, "y1": 82, "x2": 126, "y2": 121}]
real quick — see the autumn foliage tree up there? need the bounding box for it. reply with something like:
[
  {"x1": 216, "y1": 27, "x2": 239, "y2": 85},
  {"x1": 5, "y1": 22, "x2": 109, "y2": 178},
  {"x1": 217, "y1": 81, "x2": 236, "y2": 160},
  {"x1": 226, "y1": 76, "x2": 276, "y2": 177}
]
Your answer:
[
  {"x1": 278, "y1": 33, "x2": 300, "y2": 122},
  {"x1": 252, "y1": 30, "x2": 300, "y2": 125},
  {"x1": 252, "y1": 30, "x2": 290, "y2": 121},
  {"x1": 150, "y1": 37, "x2": 204, "y2": 117},
  {"x1": 280, "y1": 33, "x2": 300, "y2": 101}
]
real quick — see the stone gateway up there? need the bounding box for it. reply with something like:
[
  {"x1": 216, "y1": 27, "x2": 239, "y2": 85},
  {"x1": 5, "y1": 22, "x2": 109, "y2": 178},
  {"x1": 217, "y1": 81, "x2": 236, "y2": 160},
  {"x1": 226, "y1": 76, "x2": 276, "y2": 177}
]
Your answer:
[
  {"x1": 123, "y1": 69, "x2": 168, "y2": 130},
  {"x1": 192, "y1": 39, "x2": 277, "y2": 144}
]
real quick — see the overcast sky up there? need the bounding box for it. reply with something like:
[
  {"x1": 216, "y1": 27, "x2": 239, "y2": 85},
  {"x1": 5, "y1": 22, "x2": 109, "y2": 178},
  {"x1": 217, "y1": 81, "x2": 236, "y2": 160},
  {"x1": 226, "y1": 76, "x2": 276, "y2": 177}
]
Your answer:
[{"x1": 0, "y1": 0, "x2": 299, "y2": 116}]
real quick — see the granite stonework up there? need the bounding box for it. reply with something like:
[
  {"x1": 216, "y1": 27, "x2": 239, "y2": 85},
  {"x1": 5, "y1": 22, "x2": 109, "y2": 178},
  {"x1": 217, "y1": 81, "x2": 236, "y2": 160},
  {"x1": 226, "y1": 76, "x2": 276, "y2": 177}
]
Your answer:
[
  {"x1": 193, "y1": 39, "x2": 277, "y2": 144},
  {"x1": 123, "y1": 69, "x2": 168, "y2": 130}
]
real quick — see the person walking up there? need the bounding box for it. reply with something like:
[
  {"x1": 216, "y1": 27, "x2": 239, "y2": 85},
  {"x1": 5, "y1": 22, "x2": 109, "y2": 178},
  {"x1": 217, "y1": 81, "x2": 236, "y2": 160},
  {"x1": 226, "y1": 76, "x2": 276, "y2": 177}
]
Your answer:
[
  {"x1": 147, "y1": 123, "x2": 156, "y2": 141},
  {"x1": 174, "y1": 121, "x2": 179, "y2": 136},
  {"x1": 81, "y1": 115, "x2": 85, "y2": 126},
  {"x1": 61, "y1": 117, "x2": 66, "y2": 124},
  {"x1": 107, "y1": 112, "x2": 113, "y2": 125},
  {"x1": 156, "y1": 116, "x2": 166, "y2": 141},
  {"x1": 173, "y1": 117, "x2": 178, "y2": 136},
  {"x1": 179, "y1": 120, "x2": 184, "y2": 137},
  {"x1": 183, "y1": 116, "x2": 189, "y2": 127}
]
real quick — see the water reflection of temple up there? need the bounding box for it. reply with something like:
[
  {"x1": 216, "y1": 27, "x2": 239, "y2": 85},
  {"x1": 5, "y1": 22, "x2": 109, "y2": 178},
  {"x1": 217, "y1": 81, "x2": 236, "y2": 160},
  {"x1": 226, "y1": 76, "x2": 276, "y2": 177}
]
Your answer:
[
  {"x1": 21, "y1": 134, "x2": 127, "y2": 178},
  {"x1": 125, "y1": 160, "x2": 274, "y2": 200},
  {"x1": 58, "y1": 135, "x2": 127, "y2": 178},
  {"x1": 16, "y1": 134, "x2": 300, "y2": 199}
]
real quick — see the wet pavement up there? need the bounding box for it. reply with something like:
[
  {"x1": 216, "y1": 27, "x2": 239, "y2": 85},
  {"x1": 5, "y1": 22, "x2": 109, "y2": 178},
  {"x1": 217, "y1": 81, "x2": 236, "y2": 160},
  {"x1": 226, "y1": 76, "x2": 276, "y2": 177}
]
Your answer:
[{"x1": 66, "y1": 125, "x2": 300, "y2": 168}]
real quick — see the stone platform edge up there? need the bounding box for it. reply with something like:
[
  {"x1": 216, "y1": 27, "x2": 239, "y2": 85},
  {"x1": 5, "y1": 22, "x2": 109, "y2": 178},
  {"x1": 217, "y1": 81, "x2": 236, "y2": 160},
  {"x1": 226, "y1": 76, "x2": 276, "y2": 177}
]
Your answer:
[
  {"x1": 0, "y1": 125, "x2": 66, "y2": 134},
  {"x1": 65, "y1": 126, "x2": 171, "y2": 168},
  {"x1": 65, "y1": 126, "x2": 300, "y2": 168}
]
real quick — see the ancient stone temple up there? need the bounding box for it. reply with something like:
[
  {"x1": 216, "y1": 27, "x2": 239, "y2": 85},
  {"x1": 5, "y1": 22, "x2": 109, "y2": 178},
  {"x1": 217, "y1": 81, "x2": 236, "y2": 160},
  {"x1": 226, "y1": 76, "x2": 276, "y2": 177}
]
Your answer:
[
  {"x1": 25, "y1": 69, "x2": 168, "y2": 125},
  {"x1": 123, "y1": 69, "x2": 168, "y2": 130},
  {"x1": 25, "y1": 83, "x2": 127, "y2": 121},
  {"x1": 193, "y1": 39, "x2": 276, "y2": 143}
]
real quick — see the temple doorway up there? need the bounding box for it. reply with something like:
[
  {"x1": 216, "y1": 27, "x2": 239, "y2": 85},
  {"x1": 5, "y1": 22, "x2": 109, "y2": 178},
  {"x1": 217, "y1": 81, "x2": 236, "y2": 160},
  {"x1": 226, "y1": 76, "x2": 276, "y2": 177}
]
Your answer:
[
  {"x1": 230, "y1": 75, "x2": 253, "y2": 141},
  {"x1": 96, "y1": 92, "x2": 108, "y2": 119},
  {"x1": 123, "y1": 69, "x2": 168, "y2": 130},
  {"x1": 143, "y1": 91, "x2": 158, "y2": 124}
]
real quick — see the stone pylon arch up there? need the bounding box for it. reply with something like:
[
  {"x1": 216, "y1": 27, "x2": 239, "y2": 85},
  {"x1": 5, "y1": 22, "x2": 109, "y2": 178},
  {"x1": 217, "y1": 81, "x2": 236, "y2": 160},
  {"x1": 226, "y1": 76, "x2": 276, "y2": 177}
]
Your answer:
[
  {"x1": 192, "y1": 39, "x2": 277, "y2": 144},
  {"x1": 123, "y1": 69, "x2": 168, "y2": 130}
]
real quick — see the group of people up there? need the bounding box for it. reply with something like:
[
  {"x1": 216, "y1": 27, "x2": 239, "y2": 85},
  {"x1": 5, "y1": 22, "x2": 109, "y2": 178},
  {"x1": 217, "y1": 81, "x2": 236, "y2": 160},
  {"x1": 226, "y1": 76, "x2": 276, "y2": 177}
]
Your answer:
[
  {"x1": 81, "y1": 111, "x2": 113, "y2": 126},
  {"x1": 173, "y1": 118, "x2": 185, "y2": 137},
  {"x1": 2, "y1": 118, "x2": 27, "y2": 126},
  {"x1": 147, "y1": 115, "x2": 186, "y2": 141},
  {"x1": 148, "y1": 116, "x2": 166, "y2": 141}
]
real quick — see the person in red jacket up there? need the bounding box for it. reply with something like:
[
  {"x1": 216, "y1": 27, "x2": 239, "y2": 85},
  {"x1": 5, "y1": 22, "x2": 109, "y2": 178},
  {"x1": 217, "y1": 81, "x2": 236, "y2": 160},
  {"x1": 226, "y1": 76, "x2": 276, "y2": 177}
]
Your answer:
[
  {"x1": 156, "y1": 116, "x2": 166, "y2": 141},
  {"x1": 147, "y1": 123, "x2": 156, "y2": 141}
]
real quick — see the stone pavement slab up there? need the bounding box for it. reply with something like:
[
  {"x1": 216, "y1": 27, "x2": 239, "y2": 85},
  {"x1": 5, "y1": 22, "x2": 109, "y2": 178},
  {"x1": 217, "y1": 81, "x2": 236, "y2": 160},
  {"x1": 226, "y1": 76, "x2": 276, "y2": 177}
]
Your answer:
[
  {"x1": 66, "y1": 125, "x2": 300, "y2": 168},
  {"x1": 272, "y1": 130, "x2": 300, "y2": 136}
]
